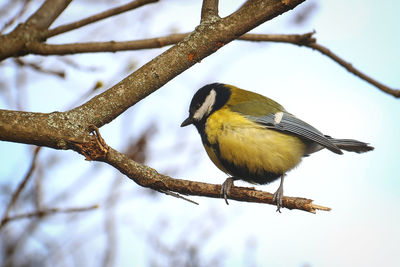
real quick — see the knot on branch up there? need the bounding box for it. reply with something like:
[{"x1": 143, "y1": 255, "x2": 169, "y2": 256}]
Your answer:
[
  {"x1": 295, "y1": 30, "x2": 316, "y2": 46},
  {"x1": 73, "y1": 125, "x2": 109, "y2": 161}
]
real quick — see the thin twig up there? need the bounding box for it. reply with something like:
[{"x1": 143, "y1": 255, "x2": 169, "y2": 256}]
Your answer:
[
  {"x1": 29, "y1": 32, "x2": 315, "y2": 55},
  {"x1": 0, "y1": 146, "x2": 41, "y2": 229},
  {"x1": 14, "y1": 58, "x2": 65, "y2": 78},
  {"x1": 240, "y1": 31, "x2": 317, "y2": 45},
  {"x1": 159, "y1": 189, "x2": 199, "y2": 205},
  {"x1": 27, "y1": 33, "x2": 188, "y2": 54},
  {"x1": 1, "y1": 205, "x2": 98, "y2": 226},
  {"x1": 308, "y1": 42, "x2": 400, "y2": 98},
  {"x1": 240, "y1": 31, "x2": 400, "y2": 98},
  {"x1": 45, "y1": 0, "x2": 158, "y2": 38}
]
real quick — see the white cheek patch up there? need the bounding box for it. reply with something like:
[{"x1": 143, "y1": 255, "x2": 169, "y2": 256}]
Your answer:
[{"x1": 193, "y1": 89, "x2": 217, "y2": 121}]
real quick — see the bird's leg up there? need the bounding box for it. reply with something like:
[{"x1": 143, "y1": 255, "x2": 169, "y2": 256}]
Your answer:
[
  {"x1": 221, "y1": 177, "x2": 237, "y2": 205},
  {"x1": 272, "y1": 174, "x2": 285, "y2": 213}
]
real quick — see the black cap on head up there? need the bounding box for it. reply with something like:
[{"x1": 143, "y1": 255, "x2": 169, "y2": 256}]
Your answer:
[
  {"x1": 191, "y1": 83, "x2": 230, "y2": 113},
  {"x1": 181, "y1": 83, "x2": 231, "y2": 128}
]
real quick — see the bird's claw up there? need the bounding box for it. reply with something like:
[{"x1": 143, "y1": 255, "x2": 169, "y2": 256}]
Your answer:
[
  {"x1": 221, "y1": 178, "x2": 235, "y2": 205},
  {"x1": 272, "y1": 188, "x2": 283, "y2": 213},
  {"x1": 272, "y1": 174, "x2": 285, "y2": 213}
]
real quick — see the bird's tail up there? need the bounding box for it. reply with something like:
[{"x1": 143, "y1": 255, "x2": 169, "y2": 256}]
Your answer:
[{"x1": 328, "y1": 138, "x2": 374, "y2": 153}]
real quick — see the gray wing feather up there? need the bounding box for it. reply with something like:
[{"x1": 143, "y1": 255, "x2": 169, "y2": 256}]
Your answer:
[{"x1": 246, "y1": 112, "x2": 343, "y2": 154}]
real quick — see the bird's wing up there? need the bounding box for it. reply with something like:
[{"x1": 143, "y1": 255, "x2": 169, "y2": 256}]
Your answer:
[{"x1": 246, "y1": 112, "x2": 343, "y2": 154}]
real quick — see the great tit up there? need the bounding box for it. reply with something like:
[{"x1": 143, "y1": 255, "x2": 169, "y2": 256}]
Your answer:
[{"x1": 181, "y1": 83, "x2": 374, "y2": 211}]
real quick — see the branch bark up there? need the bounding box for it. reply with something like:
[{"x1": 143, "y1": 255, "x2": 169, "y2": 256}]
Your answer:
[
  {"x1": 25, "y1": 0, "x2": 72, "y2": 30},
  {"x1": 25, "y1": 32, "x2": 316, "y2": 55},
  {"x1": 26, "y1": 34, "x2": 188, "y2": 54},
  {"x1": 201, "y1": 0, "x2": 220, "y2": 22},
  {"x1": 103, "y1": 146, "x2": 330, "y2": 213}
]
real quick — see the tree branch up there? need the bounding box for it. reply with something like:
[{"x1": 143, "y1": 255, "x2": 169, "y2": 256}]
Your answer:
[
  {"x1": 0, "y1": 0, "x2": 72, "y2": 61},
  {"x1": 0, "y1": 205, "x2": 98, "y2": 227},
  {"x1": 44, "y1": 0, "x2": 158, "y2": 38},
  {"x1": 201, "y1": 0, "x2": 219, "y2": 23},
  {"x1": 25, "y1": 0, "x2": 72, "y2": 30},
  {"x1": 240, "y1": 31, "x2": 316, "y2": 44},
  {"x1": 308, "y1": 43, "x2": 400, "y2": 98},
  {"x1": 77, "y1": 125, "x2": 329, "y2": 213},
  {"x1": 237, "y1": 32, "x2": 400, "y2": 98},
  {"x1": 27, "y1": 33, "x2": 188, "y2": 55},
  {"x1": 102, "y1": 146, "x2": 330, "y2": 213},
  {"x1": 14, "y1": 58, "x2": 65, "y2": 78},
  {"x1": 242, "y1": 32, "x2": 400, "y2": 98},
  {"x1": 26, "y1": 32, "x2": 314, "y2": 55}
]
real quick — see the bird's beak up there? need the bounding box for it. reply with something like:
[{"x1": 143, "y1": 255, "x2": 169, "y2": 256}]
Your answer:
[{"x1": 180, "y1": 117, "x2": 193, "y2": 127}]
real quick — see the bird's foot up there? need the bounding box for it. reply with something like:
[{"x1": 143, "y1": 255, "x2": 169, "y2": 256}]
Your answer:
[
  {"x1": 272, "y1": 174, "x2": 285, "y2": 213},
  {"x1": 221, "y1": 178, "x2": 235, "y2": 205},
  {"x1": 272, "y1": 187, "x2": 283, "y2": 213}
]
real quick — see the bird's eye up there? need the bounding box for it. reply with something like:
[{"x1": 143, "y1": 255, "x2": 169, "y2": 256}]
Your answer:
[{"x1": 193, "y1": 103, "x2": 201, "y2": 111}]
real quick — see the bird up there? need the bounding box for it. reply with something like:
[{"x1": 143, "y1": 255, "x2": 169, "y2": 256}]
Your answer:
[{"x1": 181, "y1": 83, "x2": 374, "y2": 211}]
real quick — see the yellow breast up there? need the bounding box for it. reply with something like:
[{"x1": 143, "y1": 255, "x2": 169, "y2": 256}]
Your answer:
[{"x1": 204, "y1": 108, "x2": 306, "y2": 179}]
